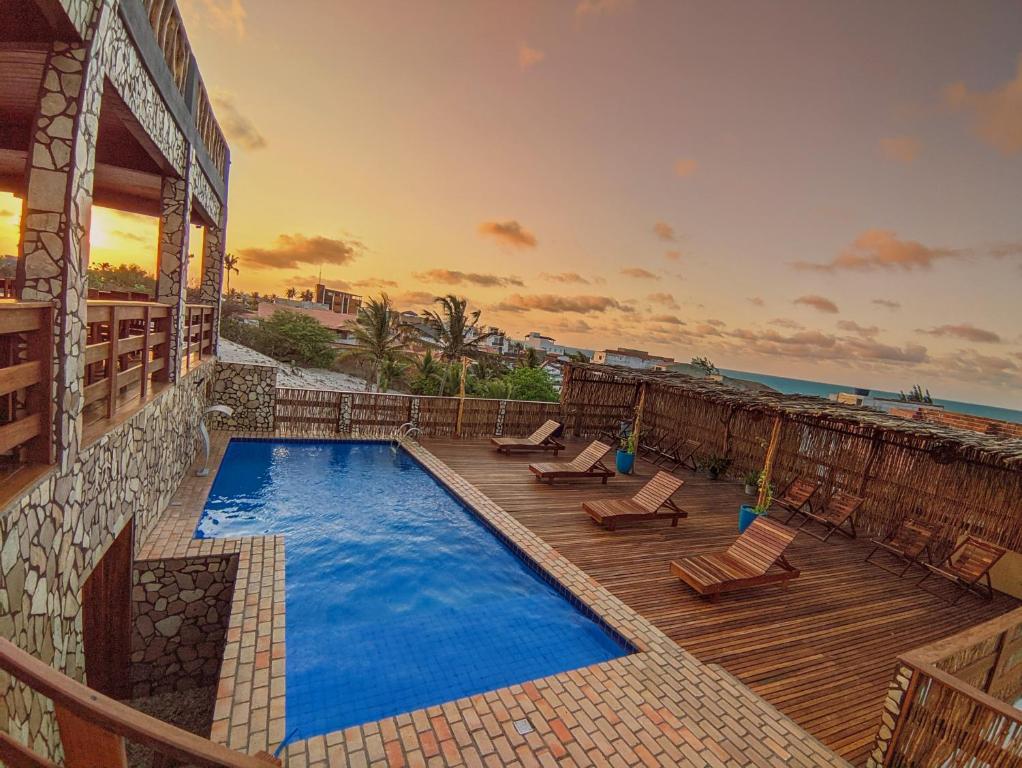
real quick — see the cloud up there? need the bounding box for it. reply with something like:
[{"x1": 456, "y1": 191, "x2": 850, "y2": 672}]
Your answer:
[
  {"x1": 793, "y1": 229, "x2": 964, "y2": 272},
  {"x1": 664, "y1": 250, "x2": 682, "y2": 261},
  {"x1": 989, "y1": 241, "x2": 1022, "y2": 260},
  {"x1": 0, "y1": 209, "x2": 13, "y2": 218},
  {"x1": 238, "y1": 234, "x2": 363, "y2": 269},
  {"x1": 920, "y1": 323, "x2": 1002, "y2": 343},
  {"x1": 621, "y1": 267, "x2": 659, "y2": 279},
  {"x1": 879, "y1": 136, "x2": 921, "y2": 164},
  {"x1": 747, "y1": 297, "x2": 764, "y2": 307},
  {"x1": 478, "y1": 220, "x2": 538, "y2": 248},
  {"x1": 392, "y1": 291, "x2": 438, "y2": 308},
  {"x1": 837, "y1": 320, "x2": 880, "y2": 338},
  {"x1": 647, "y1": 292, "x2": 679, "y2": 309},
  {"x1": 705, "y1": 319, "x2": 726, "y2": 328},
  {"x1": 650, "y1": 314, "x2": 685, "y2": 325},
  {"x1": 180, "y1": 0, "x2": 246, "y2": 38},
  {"x1": 113, "y1": 230, "x2": 145, "y2": 243},
  {"x1": 673, "y1": 158, "x2": 698, "y2": 177},
  {"x1": 944, "y1": 54, "x2": 1022, "y2": 154},
  {"x1": 492, "y1": 294, "x2": 633, "y2": 315},
  {"x1": 518, "y1": 43, "x2": 545, "y2": 71},
  {"x1": 414, "y1": 269, "x2": 523, "y2": 288},
  {"x1": 541, "y1": 272, "x2": 590, "y2": 285},
  {"x1": 211, "y1": 91, "x2": 266, "y2": 150},
  {"x1": 872, "y1": 298, "x2": 901, "y2": 310},
  {"x1": 575, "y1": 0, "x2": 633, "y2": 16},
  {"x1": 794, "y1": 295, "x2": 839, "y2": 314},
  {"x1": 769, "y1": 318, "x2": 803, "y2": 329},
  {"x1": 932, "y1": 349, "x2": 1020, "y2": 389},
  {"x1": 653, "y1": 220, "x2": 676, "y2": 242},
  {"x1": 726, "y1": 327, "x2": 928, "y2": 365}
]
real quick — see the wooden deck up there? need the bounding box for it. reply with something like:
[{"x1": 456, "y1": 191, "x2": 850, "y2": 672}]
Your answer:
[{"x1": 424, "y1": 438, "x2": 1019, "y2": 766}]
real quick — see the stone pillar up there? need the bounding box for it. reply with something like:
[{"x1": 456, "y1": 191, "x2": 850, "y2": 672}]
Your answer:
[
  {"x1": 199, "y1": 216, "x2": 225, "y2": 354},
  {"x1": 16, "y1": 12, "x2": 108, "y2": 468},
  {"x1": 154, "y1": 170, "x2": 192, "y2": 382}
]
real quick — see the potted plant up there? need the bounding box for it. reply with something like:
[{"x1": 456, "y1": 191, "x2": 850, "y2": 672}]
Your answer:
[
  {"x1": 705, "y1": 454, "x2": 732, "y2": 481},
  {"x1": 739, "y1": 472, "x2": 773, "y2": 532},
  {"x1": 616, "y1": 432, "x2": 636, "y2": 475},
  {"x1": 743, "y1": 470, "x2": 759, "y2": 496}
]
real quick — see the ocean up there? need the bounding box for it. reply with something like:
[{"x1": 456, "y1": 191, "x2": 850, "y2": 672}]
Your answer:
[{"x1": 720, "y1": 369, "x2": 1022, "y2": 426}]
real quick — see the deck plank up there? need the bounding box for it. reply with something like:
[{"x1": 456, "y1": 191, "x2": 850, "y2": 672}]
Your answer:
[{"x1": 424, "y1": 437, "x2": 1018, "y2": 766}]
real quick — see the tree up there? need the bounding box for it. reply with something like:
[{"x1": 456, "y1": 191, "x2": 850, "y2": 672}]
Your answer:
[
  {"x1": 504, "y1": 366, "x2": 559, "y2": 402},
  {"x1": 900, "y1": 384, "x2": 934, "y2": 404},
  {"x1": 87, "y1": 262, "x2": 155, "y2": 294},
  {"x1": 420, "y1": 295, "x2": 493, "y2": 362},
  {"x1": 473, "y1": 354, "x2": 509, "y2": 381},
  {"x1": 286, "y1": 287, "x2": 297, "y2": 300},
  {"x1": 519, "y1": 347, "x2": 543, "y2": 369},
  {"x1": 568, "y1": 350, "x2": 590, "y2": 363},
  {"x1": 223, "y1": 253, "x2": 239, "y2": 292},
  {"x1": 258, "y1": 310, "x2": 336, "y2": 367},
  {"x1": 691, "y1": 356, "x2": 718, "y2": 376},
  {"x1": 341, "y1": 294, "x2": 409, "y2": 391},
  {"x1": 301, "y1": 289, "x2": 314, "y2": 302},
  {"x1": 410, "y1": 350, "x2": 445, "y2": 395}
]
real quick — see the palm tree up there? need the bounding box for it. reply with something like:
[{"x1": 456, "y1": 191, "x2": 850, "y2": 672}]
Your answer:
[
  {"x1": 420, "y1": 295, "x2": 494, "y2": 362},
  {"x1": 519, "y1": 347, "x2": 543, "y2": 369},
  {"x1": 342, "y1": 294, "x2": 409, "y2": 391},
  {"x1": 473, "y1": 354, "x2": 508, "y2": 381},
  {"x1": 410, "y1": 350, "x2": 444, "y2": 395},
  {"x1": 301, "y1": 289, "x2": 314, "y2": 302},
  {"x1": 286, "y1": 287, "x2": 297, "y2": 300},
  {"x1": 223, "y1": 253, "x2": 239, "y2": 292}
]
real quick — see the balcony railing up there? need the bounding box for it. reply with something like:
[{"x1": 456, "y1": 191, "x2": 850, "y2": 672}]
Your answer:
[
  {"x1": 0, "y1": 302, "x2": 52, "y2": 468},
  {"x1": 194, "y1": 79, "x2": 228, "y2": 178},
  {"x1": 182, "y1": 303, "x2": 215, "y2": 373}
]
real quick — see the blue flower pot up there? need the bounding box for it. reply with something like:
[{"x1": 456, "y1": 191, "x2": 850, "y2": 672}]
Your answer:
[
  {"x1": 616, "y1": 450, "x2": 635, "y2": 475},
  {"x1": 738, "y1": 504, "x2": 764, "y2": 533}
]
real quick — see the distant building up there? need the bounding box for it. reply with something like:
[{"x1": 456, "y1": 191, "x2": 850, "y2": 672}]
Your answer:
[
  {"x1": 592, "y1": 347, "x2": 674, "y2": 369},
  {"x1": 315, "y1": 283, "x2": 362, "y2": 315},
  {"x1": 522, "y1": 331, "x2": 593, "y2": 359}
]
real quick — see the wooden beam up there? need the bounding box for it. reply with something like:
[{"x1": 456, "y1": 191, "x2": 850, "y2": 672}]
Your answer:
[
  {"x1": 0, "y1": 360, "x2": 43, "y2": 398},
  {"x1": 0, "y1": 413, "x2": 42, "y2": 455},
  {"x1": 0, "y1": 732, "x2": 61, "y2": 768},
  {"x1": 756, "y1": 416, "x2": 783, "y2": 510}
]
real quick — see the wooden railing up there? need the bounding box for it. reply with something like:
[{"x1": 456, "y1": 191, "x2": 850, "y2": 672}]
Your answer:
[
  {"x1": 0, "y1": 638, "x2": 279, "y2": 768},
  {"x1": 143, "y1": 0, "x2": 191, "y2": 97},
  {"x1": 274, "y1": 388, "x2": 562, "y2": 438},
  {"x1": 194, "y1": 79, "x2": 228, "y2": 178},
  {"x1": 84, "y1": 301, "x2": 171, "y2": 425},
  {"x1": 182, "y1": 303, "x2": 215, "y2": 374},
  {"x1": 872, "y1": 607, "x2": 1022, "y2": 766},
  {"x1": 0, "y1": 302, "x2": 52, "y2": 467}
]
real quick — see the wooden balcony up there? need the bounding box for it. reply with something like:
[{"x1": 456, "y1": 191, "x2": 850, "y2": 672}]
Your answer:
[{"x1": 0, "y1": 301, "x2": 52, "y2": 478}]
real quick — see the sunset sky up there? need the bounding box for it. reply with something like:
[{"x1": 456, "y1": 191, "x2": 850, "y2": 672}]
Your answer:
[{"x1": 2, "y1": 0, "x2": 1021, "y2": 407}]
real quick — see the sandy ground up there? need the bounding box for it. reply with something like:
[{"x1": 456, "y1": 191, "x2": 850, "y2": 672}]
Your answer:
[
  {"x1": 126, "y1": 686, "x2": 216, "y2": 767},
  {"x1": 218, "y1": 339, "x2": 393, "y2": 392}
]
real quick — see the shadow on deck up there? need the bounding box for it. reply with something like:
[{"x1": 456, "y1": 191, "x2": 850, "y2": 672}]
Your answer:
[{"x1": 424, "y1": 437, "x2": 1019, "y2": 766}]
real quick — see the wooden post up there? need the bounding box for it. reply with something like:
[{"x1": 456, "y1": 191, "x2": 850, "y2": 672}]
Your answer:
[
  {"x1": 858, "y1": 430, "x2": 884, "y2": 497},
  {"x1": 632, "y1": 382, "x2": 647, "y2": 452},
  {"x1": 757, "y1": 416, "x2": 783, "y2": 509},
  {"x1": 106, "y1": 307, "x2": 119, "y2": 419},
  {"x1": 140, "y1": 306, "x2": 150, "y2": 398},
  {"x1": 454, "y1": 356, "x2": 468, "y2": 437}
]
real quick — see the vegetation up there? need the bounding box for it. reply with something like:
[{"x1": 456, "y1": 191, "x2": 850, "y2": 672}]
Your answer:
[
  {"x1": 223, "y1": 253, "x2": 239, "y2": 292},
  {"x1": 87, "y1": 262, "x2": 155, "y2": 294},
  {"x1": 341, "y1": 294, "x2": 409, "y2": 391},
  {"x1": 691, "y1": 356, "x2": 719, "y2": 376},
  {"x1": 421, "y1": 294, "x2": 494, "y2": 361},
  {"x1": 221, "y1": 309, "x2": 335, "y2": 368},
  {"x1": 899, "y1": 384, "x2": 934, "y2": 404}
]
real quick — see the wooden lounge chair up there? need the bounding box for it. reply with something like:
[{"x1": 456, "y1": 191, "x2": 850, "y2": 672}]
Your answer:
[
  {"x1": 865, "y1": 518, "x2": 936, "y2": 576},
  {"x1": 655, "y1": 438, "x2": 702, "y2": 472},
  {"x1": 529, "y1": 440, "x2": 614, "y2": 485},
  {"x1": 917, "y1": 536, "x2": 1006, "y2": 604},
  {"x1": 786, "y1": 490, "x2": 864, "y2": 542},
  {"x1": 491, "y1": 420, "x2": 564, "y2": 455},
  {"x1": 670, "y1": 517, "x2": 800, "y2": 601},
  {"x1": 772, "y1": 477, "x2": 821, "y2": 517},
  {"x1": 583, "y1": 472, "x2": 687, "y2": 530}
]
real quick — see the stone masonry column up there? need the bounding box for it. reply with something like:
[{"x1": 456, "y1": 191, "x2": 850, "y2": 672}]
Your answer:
[
  {"x1": 154, "y1": 168, "x2": 192, "y2": 382},
  {"x1": 16, "y1": 5, "x2": 109, "y2": 469},
  {"x1": 199, "y1": 214, "x2": 226, "y2": 354}
]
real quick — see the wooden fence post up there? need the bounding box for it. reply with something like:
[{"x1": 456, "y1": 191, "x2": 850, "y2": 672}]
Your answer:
[
  {"x1": 632, "y1": 382, "x2": 647, "y2": 450},
  {"x1": 455, "y1": 356, "x2": 468, "y2": 438},
  {"x1": 757, "y1": 416, "x2": 783, "y2": 509}
]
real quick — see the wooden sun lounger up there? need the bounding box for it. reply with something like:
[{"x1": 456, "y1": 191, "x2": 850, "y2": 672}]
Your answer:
[
  {"x1": 865, "y1": 518, "x2": 936, "y2": 576},
  {"x1": 583, "y1": 471, "x2": 687, "y2": 530},
  {"x1": 655, "y1": 438, "x2": 702, "y2": 472},
  {"x1": 773, "y1": 477, "x2": 821, "y2": 517},
  {"x1": 491, "y1": 419, "x2": 564, "y2": 455},
  {"x1": 917, "y1": 536, "x2": 1006, "y2": 604},
  {"x1": 670, "y1": 517, "x2": 800, "y2": 601},
  {"x1": 529, "y1": 440, "x2": 614, "y2": 485},
  {"x1": 786, "y1": 490, "x2": 864, "y2": 542}
]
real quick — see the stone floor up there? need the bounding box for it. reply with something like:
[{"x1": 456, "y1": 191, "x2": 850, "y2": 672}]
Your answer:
[{"x1": 140, "y1": 432, "x2": 850, "y2": 767}]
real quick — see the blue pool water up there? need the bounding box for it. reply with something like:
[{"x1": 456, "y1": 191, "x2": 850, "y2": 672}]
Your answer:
[{"x1": 195, "y1": 439, "x2": 628, "y2": 742}]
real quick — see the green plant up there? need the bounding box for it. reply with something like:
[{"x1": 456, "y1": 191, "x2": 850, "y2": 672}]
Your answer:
[
  {"x1": 690, "y1": 356, "x2": 719, "y2": 376},
  {"x1": 753, "y1": 471, "x2": 774, "y2": 514},
  {"x1": 743, "y1": 469, "x2": 760, "y2": 486},
  {"x1": 504, "y1": 366, "x2": 558, "y2": 402},
  {"x1": 420, "y1": 295, "x2": 494, "y2": 361},
  {"x1": 340, "y1": 294, "x2": 409, "y2": 390},
  {"x1": 260, "y1": 309, "x2": 337, "y2": 368},
  {"x1": 704, "y1": 454, "x2": 732, "y2": 479},
  {"x1": 620, "y1": 433, "x2": 636, "y2": 454}
]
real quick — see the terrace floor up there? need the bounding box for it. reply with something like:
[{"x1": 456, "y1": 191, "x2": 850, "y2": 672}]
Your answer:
[{"x1": 423, "y1": 437, "x2": 1019, "y2": 766}]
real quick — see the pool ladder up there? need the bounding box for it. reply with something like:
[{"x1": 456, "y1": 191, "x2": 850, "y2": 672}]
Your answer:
[{"x1": 390, "y1": 422, "x2": 422, "y2": 452}]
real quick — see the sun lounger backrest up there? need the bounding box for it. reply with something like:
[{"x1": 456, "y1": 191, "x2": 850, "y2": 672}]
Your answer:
[
  {"x1": 726, "y1": 517, "x2": 797, "y2": 575},
  {"x1": 889, "y1": 519, "x2": 935, "y2": 557},
  {"x1": 632, "y1": 472, "x2": 684, "y2": 513},
  {"x1": 824, "y1": 491, "x2": 863, "y2": 522},
  {"x1": 529, "y1": 420, "x2": 560, "y2": 444},
  {"x1": 569, "y1": 441, "x2": 612, "y2": 471},
  {"x1": 778, "y1": 478, "x2": 819, "y2": 509},
  {"x1": 949, "y1": 537, "x2": 1006, "y2": 581}
]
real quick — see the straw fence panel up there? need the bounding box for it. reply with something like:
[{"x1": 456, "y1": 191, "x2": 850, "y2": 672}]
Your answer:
[
  {"x1": 561, "y1": 364, "x2": 1022, "y2": 554},
  {"x1": 275, "y1": 388, "x2": 342, "y2": 433},
  {"x1": 417, "y1": 396, "x2": 460, "y2": 437},
  {"x1": 350, "y1": 393, "x2": 412, "y2": 437},
  {"x1": 503, "y1": 400, "x2": 563, "y2": 437}
]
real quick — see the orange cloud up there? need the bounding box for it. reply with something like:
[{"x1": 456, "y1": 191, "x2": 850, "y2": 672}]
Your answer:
[
  {"x1": 944, "y1": 54, "x2": 1022, "y2": 154},
  {"x1": 518, "y1": 43, "x2": 545, "y2": 71},
  {"x1": 493, "y1": 294, "x2": 633, "y2": 314},
  {"x1": 837, "y1": 320, "x2": 880, "y2": 338},
  {"x1": 727, "y1": 327, "x2": 928, "y2": 365},
  {"x1": 575, "y1": 0, "x2": 633, "y2": 16},
  {"x1": 647, "y1": 292, "x2": 679, "y2": 309},
  {"x1": 621, "y1": 267, "x2": 659, "y2": 279},
  {"x1": 392, "y1": 291, "x2": 438, "y2": 309},
  {"x1": 238, "y1": 234, "x2": 362, "y2": 269},
  {"x1": 653, "y1": 220, "x2": 675, "y2": 242},
  {"x1": 920, "y1": 323, "x2": 1001, "y2": 343},
  {"x1": 794, "y1": 295, "x2": 839, "y2": 313},
  {"x1": 747, "y1": 297, "x2": 764, "y2": 307},
  {"x1": 180, "y1": 0, "x2": 247, "y2": 38},
  {"x1": 650, "y1": 314, "x2": 685, "y2": 325},
  {"x1": 415, "y1": 269, "x2": 523, "y2": 287},
  {"x1": 541, "y1": 272, "x2": 590, "y2": 284},
  {"x1": 478, "y1": 220, "x2": 538, "y2": 248},
  {"x1": 673, "y1": 158, "x2": 698, "y2": 177},
  {"x1": 872, "y1": 298, "x2": 901, "y2": 310},
  {"x1": 793, "y1": 229, "x2": 963, "y2": 272},
  {"x1": 879, "y1": 136, "x2": 920, "y2": 164},
  {"x1": 769, "y1": 318, "x2": 803, "y2": 329},
  {"x1": 212, "y1": 91, "x2": 266, "y2": 150},
  {"x1": 664, "y1": 250, "x2": 682, "y2": 261}
]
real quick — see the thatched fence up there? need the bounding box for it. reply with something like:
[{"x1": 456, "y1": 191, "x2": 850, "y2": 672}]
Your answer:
[{"x1": 560, "y1": 363, "x2": 1022, "y2": 555}]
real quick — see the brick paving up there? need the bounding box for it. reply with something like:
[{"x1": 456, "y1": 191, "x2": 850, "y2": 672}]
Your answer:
[{"x1": 140, "y1": 432, "x2": 849, "y2": 767}]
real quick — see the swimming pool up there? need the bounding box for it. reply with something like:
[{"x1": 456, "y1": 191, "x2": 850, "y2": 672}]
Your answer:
[{"x1": 195, "y1": 439, "x2": 629, "y2": 741}]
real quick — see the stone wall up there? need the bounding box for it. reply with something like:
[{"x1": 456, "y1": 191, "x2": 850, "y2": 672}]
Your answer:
[
  {"x1": 130, "y1": 555, "x2": 237, "y2": 698},
  {"x1": 208, "y1": 361, "x2": 277, "y2": 431},
  {"x1": 0, "y1": 362, "x2": 214, "y2": 757}
]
